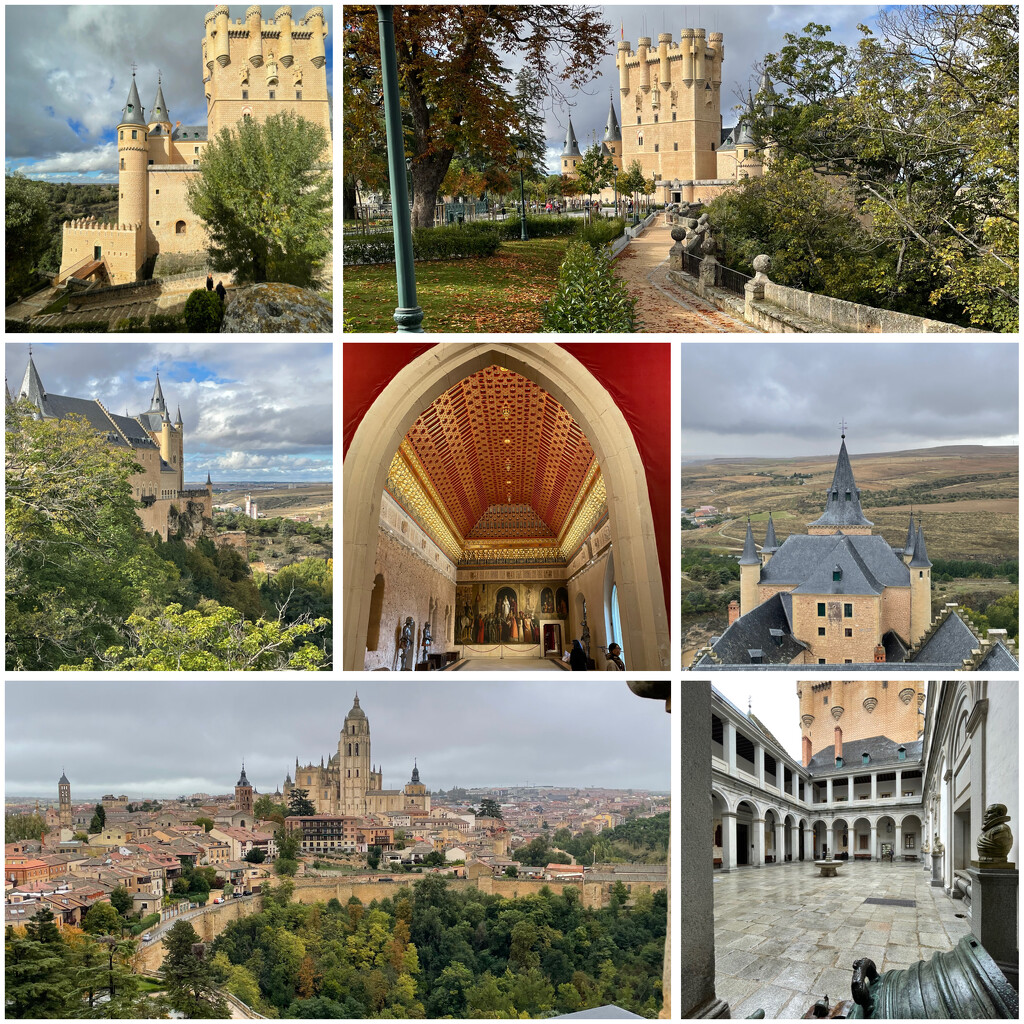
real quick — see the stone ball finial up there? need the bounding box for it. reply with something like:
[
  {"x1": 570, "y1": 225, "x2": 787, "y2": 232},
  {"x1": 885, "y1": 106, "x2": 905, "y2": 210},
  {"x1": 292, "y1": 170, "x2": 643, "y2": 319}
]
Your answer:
[
  {"x1": 670, "y1": 225, "x2": 686, "y2": 243},
  {"x1": 977, "y1": 803, "x2": 1013, "y2": 863},
  {"x1": 753, "y1": 254, "x2": 771, "y2": 274}
]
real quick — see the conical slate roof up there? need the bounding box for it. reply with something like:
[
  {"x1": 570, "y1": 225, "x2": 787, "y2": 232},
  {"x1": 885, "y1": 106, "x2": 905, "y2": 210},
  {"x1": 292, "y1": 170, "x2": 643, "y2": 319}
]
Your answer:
[
  {"x1": 562, "y1": 117, "x2": 581, "y2": 157},
  {"x1": 903, "y1": 512, "x2": 916, "y2": 556},
  {"x1": 603, "y1": 97, "x2": 621, "y2": 143},
  {"x1": 410, "y1": 761, "x2": 420, "y2": 784},
  {"x1": 763, "y1": 512, "x2": 778, "y2": 552},
  {"x1": 20, "y1": 352, "x2": 46, "y2": 407},
  {"x1": 909, "y1": 524, "x2": 931, "y2": 568},
  {"x1": 149, "y1": 374, "x2": 166, "y2": 413},
  {"x1": 236, "y1": 764, "x2": 251, "y2": 788},
  {"x1": 119, "y1": 75, "x2": 146, "y2": 127},
  {"x1": 150, "y1": 80, "x2": 170, "y2": 124},
  {"x1": 174, "y1": 404, "x2": 183, "y2": 426},
  {"x1": 739, "y1": 520, "x2": 760, "y2": 565},
  {"x1": 59, "y1": 771, "x2": 71, "y2": 786},
  {"x1": 807, "y1": 438, "x2": 874, "y2": 529}
]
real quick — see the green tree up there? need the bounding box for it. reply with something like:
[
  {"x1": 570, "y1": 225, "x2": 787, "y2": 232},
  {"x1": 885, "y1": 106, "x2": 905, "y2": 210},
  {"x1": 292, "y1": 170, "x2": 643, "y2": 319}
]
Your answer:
[
  {"x1": 287, "y1": 788, "x2": 317, "y2": 817},
  {"x1": 254, "y1": 794, "x2": 288, "y2": 823},
  {"x1": 752, "y1": 8, "x2": 1018, "y2": 330},
  {"x1": 367, "y1": 845, "x2": 382, "y2": 871},
  {"x1": 343, "y1": 6, "x2": 610, "y2": 227},
  {"x1": 109, "y1": 885, "x2": 133, "y2": 918},
  {"x1": 83, "y1": 900, "x2": 122, "y2": 936},
  {"x1": 161, "y1": 919, "x2": 230, "y2": 1018},
  {"x1": 96, "y1": 600, "x2": 329, "y2": 671},
  {"x1": 5, "y1": 173, "x2": 51, "y2": 303},
  {"x1": 541, "y1": 240, "x2": 640, "y2": 332},
  {"x1": 5, "y1": 405, "x2": 178, "y2": 671},
  {"x1": 4, "y1": 913, "x2": 71, "y2": 1018},
  {"x1": 423, "y1": 850, "x2": 445, "y2": 867},
  {"x1": 5, "y1": 812, "x2": 47, "y2": 843},
  {"x1": 623, "y1": 160, "x2": 647, "y2": 218},
  {"x1": 477, "y1": 798, "x2": 503, "y2": 820},
  {"x1": 194, "y1": 816, "x2": 215, "y2": 833},
  {"x1": 89, "y1": 803, "x2": 107, "y2": 834},
  {"x1": 187, "y1": 112, "x2": 331, "y2": 287},
  {"x1": 244, "y1": 848, "x2": 267, "y2": 864},
  {"x1": 574, "y1": 143, "x2": 616, "y2": 220}
]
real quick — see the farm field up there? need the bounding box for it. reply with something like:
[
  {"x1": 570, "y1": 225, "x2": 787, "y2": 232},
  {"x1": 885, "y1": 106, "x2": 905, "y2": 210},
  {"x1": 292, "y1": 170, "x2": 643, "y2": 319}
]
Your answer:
[{"x1": 213, "y1": 483, "x2": 332, "y2": 526}]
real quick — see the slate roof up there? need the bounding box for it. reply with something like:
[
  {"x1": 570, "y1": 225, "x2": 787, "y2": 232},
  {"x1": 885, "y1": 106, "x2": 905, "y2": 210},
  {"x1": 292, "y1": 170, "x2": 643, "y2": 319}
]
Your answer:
[
  {"x1": 807, "y1": 735, "x2": 924, "y2": 774},
  {"x1": 883, "y1": 630, "x2": 909, "y2": 662},
  {"x1": 979, "y1": 644, "x2": 1018, "y2": 670},
  {"x1": 763, "y1": 513, "x2": 778, "y2": 552},
  {"x1": 59, "y1": 772, "x2": 71, "y2": 786},
  {"x1": 759, "y1": 533, "x2": 909, "y2": 589},
  {"x1": 561, "y1": 118, "x2": 581, "y2": 157},
  {"x1": 603, "y1": 97, "x2": 621, "y2": 143},
  {"x1": 738, "y1": 520, "x2": 759, "y2": 565},
  {"x1": 150, "y1": 81, "x2": 170, "y2": 124},
  {"x1": 119, "y1": 76, "x2": 146, "y2": 127},
  {"x1": 909, "y1": 524, "x2": 931, "y2": 568},
  {"x1": 807, "y1": 438, "x2": 873, "y2": 528},
  {"x1": 694, "y1": 592, "x2": 807, "y2": 666},
  {"x1": 909, "y1": 611, "x2": 979, "y2": 666},
  {"x1": 791, "y1": 535, "x2": 883, "y2": 596},
  {"x1": 174, "y1": 125, "x2": 208, "y2": 141}
]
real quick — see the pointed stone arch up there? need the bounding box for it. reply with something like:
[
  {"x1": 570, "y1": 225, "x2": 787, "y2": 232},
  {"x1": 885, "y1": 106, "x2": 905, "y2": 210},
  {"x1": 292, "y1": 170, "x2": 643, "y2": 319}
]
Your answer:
[{"x1": 343, "y1": 343, "x2": 669, "y2": 669}]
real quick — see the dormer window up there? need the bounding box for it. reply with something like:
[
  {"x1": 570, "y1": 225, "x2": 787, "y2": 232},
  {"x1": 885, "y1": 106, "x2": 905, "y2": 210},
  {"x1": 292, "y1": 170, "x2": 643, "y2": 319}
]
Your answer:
[
  {"x1": 833, "y1": 566, "x2": 842, "y2": 582},
  {"x1": 845, "y1": 490, "x2": 851, "y2": 500}
]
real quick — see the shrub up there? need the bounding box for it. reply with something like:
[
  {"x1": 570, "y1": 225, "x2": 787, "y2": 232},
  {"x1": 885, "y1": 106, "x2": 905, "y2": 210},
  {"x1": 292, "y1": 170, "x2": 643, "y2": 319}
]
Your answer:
[
  {"x1": 501, "y1": 215, "x2": 579, "y2": 240},
  {"x1": 183, "y1": 289, "x2": 224, "y2": 333},
  {"x1": 148, "y1": 311, "x2": 186, "y2": 332},
  {"x1": 6, "y1": 318, "x2": 31, "y2": 332},
  {"x1": 131, "y1": 912, "x2": 161, "y2": 935},
  {"x1": 578, "y1": 217, "x2": 626, "y2": 250},
  {"x1": 343, "y1": 224, "x2": 502, "y2": 265},
  {"x1": 541, "y1": 240, "x2": 640, "y2": 333}
]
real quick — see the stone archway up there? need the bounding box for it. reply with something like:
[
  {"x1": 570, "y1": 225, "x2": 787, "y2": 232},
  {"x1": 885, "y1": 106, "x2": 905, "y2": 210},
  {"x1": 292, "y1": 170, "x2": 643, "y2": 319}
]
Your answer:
[{"x1": 343, "y1": 343, "x2": 669, "y2": 670}]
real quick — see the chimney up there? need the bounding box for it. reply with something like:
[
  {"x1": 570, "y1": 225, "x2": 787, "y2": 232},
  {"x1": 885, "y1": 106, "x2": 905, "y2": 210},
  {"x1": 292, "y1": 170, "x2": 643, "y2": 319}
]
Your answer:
[
  {"x1": 728, "y1": 600, "x2": 739, "y2": 625},
  {"x1": 802, "y1": 735, "x2": 812, "y2": 767},
  {"x1": 834, "y1": 725, "x2": 842, "y2": 762},
  {"x1": 874, "y1": 643, "x2": 886, "y2": 663}
]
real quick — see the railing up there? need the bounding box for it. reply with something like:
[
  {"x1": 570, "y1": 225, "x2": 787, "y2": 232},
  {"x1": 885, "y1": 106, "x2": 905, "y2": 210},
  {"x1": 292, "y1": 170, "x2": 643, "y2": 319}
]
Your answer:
[
  {"x1": 53, "y1": 254, "x2": 96, "y2": 286},
  {"x1": 718, "y1": 263, "x2": 753, "y2": 297},
  {"x1": 681, "y1": 251, "x2": 703, "y2": 278}
]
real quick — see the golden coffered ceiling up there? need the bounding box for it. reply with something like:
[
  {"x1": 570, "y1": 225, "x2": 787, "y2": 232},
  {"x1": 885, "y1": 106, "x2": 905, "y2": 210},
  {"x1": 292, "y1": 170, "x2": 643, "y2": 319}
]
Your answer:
[{"x1": 401, "y1": 365, "x2": 597, "y2": 540}]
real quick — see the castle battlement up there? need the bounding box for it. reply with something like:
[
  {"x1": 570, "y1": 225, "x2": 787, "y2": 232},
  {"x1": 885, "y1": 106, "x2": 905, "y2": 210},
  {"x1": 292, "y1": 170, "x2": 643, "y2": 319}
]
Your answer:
[
  {"x1": 63, "y1": 219, "x2": 141, "y2": 234},
  {"x1": 616, "y1": 29, "x2": 723, "y2": 69}
]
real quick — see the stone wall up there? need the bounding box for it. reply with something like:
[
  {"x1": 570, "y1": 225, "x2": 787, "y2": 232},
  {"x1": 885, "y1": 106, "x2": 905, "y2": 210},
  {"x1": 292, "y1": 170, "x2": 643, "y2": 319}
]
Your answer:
[
  {"x1": 147, "y1": 167, "x2": 210, "y2": 257},
  {"x1": 59, "y1": 221, "x2": 144, "y2": 286},
  {"x1": 365, "y1": 526, "x2": 456, "y2": 670},
  {"x1": 790, "y1": 592, "x2": 882, "y2": 665}
]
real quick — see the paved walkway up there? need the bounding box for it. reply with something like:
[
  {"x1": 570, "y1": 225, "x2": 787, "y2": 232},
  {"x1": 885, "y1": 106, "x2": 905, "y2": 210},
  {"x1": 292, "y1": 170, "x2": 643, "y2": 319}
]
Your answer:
[
  {"x1": 613, "y1": 215, "x2": 756, "y2": 333},
  {"x1": 712, "y1": 861, "x2": 970, "y2": 1018}
]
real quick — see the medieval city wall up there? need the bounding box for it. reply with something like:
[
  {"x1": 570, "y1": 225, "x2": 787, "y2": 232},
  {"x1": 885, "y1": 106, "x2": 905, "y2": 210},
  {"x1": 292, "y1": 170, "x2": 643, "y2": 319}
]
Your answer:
[
  {"x1": 59, "y1": 221, "x2": 143, "y2": 285},
  {"x1": 365, "y1": 526, "x2": 456, "y2": 670}
]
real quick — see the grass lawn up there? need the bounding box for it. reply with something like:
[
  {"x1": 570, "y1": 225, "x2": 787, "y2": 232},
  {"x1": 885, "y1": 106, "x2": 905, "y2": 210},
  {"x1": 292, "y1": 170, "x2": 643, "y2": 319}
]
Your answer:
[{"x1": 342, "y1": 237, "x2": 569, "y2": 332}]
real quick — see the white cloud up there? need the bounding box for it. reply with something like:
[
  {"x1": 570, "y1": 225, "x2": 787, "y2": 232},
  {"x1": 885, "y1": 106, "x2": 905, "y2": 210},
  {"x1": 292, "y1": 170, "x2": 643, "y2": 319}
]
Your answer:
[{"x1": 26, "y1": 143, "x2": 117, "y2": 174}]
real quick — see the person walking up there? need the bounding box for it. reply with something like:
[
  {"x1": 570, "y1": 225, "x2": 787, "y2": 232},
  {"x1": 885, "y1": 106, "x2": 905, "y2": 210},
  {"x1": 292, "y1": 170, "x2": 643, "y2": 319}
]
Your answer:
[
  {"x1": 206, "y1": 273, "x2": 214, "y2": 291},
  {"x1": 215, "y1": 280, "x2": 227, "y2": 303}
]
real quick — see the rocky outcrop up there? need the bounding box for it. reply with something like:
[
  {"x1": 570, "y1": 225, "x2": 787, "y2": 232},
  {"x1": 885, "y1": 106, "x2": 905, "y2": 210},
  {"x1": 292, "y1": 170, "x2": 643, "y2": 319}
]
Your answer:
[{"x1": 220, "y1": 282, "x2": 332, "y2": 333}]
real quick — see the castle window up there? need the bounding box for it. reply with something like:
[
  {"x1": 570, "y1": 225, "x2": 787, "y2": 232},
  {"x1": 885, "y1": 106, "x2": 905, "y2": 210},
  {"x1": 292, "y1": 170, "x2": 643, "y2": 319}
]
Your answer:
[
  {"x1": 824, "y1": 696, "x2": 828, "y2": 705},
  {"x1": 637, "y1": 117, "x2": 641, "y2": 125},
  {"x1": 844, "y1": 603, "x2": 853, "y2": 618},
  {"x1": 833, "y1": 566, "x2": 842, "y2": 582},
  {"x1": 819, "y1": 658, "x2": 826, "y2": 664},
  {"x1": 119, "y1": 130, "x2": 123, "y2": 140},
  {"x1": 242, "y1": 90, "x2": 248, "y2": 100},
  {"x1": 193, "y1": 159, "x2": 199, "y2": 165},
  {"x1": 674, "y1": 142, "x2": 678, "y2": 151},
  {"x1": 195, "y1": 146, "x2": 199, "y2": 154},
  {"x1": 672, "y1": 112, "x2": 677, "y2": 121},
  {"x1": 711, "y1": 143, "x2": 716, "y2": 150},
  {"x1": 817, "y1": 603, "x2": 826, "y2": 616},
  {"x1": 845, "y1": 628, "x2": 853, "y2": 637},
  {"x1": 818, "y1": 627, "x2": 825, "y2": 636},
  {"x1": 653, "y1": 114, "x2": 658, "y2": 123},
  {"x1": 347, "y1": 743, "x2": 351, "y2": 755},
  {"x1": 155, "y1": 189, "x2": 160, "y2": 195},
  {"x1": 355, "y1": 743, "x2": 359, "y2": 755},
  {"x1": 654, "y1": 144, "x2": 659, "y2": 152},
  {"x1": 845, "y1": 490, "x2": 851, "y2": 500},
  {"x1": 296, "y1": 90, "x2": 301, "y2": 100},
  {"x1": 844, "y1": 659, "x2": 852, "y2": 664},
  {"x1": 175, "y1": 220, "x2": 186, "y2": 234},
  {"x1": 131, "y1": 130, "x2": 137, "y2": 139},
  {"x1": 155, "y1": 221, "x2": 159, "y2": 225},
  {"x1": 120, "y1": 158, "x2": 125, "y2": 169},
  {"x1": 149, "y1": 159, "x2": 154, "y2": 165},
  {"x1": 269, "y1": 90, "x2": 275, "y2": 99}
]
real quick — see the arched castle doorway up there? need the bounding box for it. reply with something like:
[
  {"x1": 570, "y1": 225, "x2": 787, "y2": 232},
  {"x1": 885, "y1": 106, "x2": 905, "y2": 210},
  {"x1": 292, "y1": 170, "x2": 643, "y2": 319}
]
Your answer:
[{"x1": 343, "y1": 344, "x2": 669, "y2": 670}]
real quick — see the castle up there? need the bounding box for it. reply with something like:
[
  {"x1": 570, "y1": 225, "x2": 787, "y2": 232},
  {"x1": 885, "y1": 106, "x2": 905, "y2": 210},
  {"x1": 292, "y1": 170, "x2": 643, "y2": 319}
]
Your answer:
[
  {"x1": 561, "y1": 27, "x2": 765, "y2": 205},
  {"x1": 57, "y1": 5, "x2": 331, "y2": 287},
  {"x1": 283, "y1": 695, "x2": 431, "y2": 817},
  {"x1": 695, "y1": 433, "x2": 1018, "y2": 670},
  {"x1": 10, "y1": 350, "x2": 212, "y2": 540}
]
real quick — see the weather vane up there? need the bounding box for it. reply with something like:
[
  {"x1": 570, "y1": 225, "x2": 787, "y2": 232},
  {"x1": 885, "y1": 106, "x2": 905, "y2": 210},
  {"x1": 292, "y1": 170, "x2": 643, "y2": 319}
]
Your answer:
[
  {"x1": 839, "y1": 417, "x2": 847, "y2": 439},
  {"x1": 130, "y1": 60, "x2": 138, "y2": 76}
]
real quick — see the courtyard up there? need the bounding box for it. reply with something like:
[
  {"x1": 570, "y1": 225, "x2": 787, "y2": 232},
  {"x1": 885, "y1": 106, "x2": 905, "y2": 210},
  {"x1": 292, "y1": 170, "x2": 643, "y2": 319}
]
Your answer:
[{"x1": 712, "y1": 861, "x2": 971, "y2": 1018}]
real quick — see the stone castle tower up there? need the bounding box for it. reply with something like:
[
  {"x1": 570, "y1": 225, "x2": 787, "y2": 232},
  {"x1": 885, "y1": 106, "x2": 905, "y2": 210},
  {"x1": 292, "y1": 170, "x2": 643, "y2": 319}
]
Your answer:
[
  {"x1": 235, "y1": 763, "x2": 254, "y2": 816},
  {"x1": 798, "y1": 681, "x2": 925, "y2": 765},
  {"x1": 58, "y1": 770, "x2": 72, "y2": 830},
  {"x1": 59, "y1": 5, "x2": 330, "y2": 287}
]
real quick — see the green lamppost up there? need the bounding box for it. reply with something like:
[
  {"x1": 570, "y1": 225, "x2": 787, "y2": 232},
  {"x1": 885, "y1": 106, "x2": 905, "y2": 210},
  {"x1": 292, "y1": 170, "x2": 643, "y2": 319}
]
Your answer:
[
  {"x1": 376, "y1": 5, "x2": 423, "y2": 332},
  {"x1": 516, "y1": 147, "x2": 529, "y2": 241}
]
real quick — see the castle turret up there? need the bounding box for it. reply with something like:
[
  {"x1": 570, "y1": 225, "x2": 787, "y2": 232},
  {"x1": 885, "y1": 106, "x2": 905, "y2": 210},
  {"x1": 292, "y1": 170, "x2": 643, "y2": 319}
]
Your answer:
[
  {"x1": 246, "y1": 5, "x2": 264, "y2": 66},
  {"x1": 204, "y1": 10, "x2": 217, "y2": 72},
  {"x1": 617, "y1": 40, "x2": 631, "y2": 95},
  {"x1": 681, "y1": 28, "x2": 694, "y2": 80},
  {"x1": 902, "y1": 511, "x2": 916, "y2": 564},
  {"x1": 214, "y1": 4, "x2": 230, "y2": 66},
  {"x1": 275, "y1": 6, "x2": 294, "y2": 67},
  {"x1": 303, "y1": 7, "x2": 327, "y2": 69},
  {"x1": 561, "y1": 117, "x2": 581, "y2": 175},
  {"x1": 739, "y1": 519, "x2": 760, "y2": 618},
  {"x1": 658, "y1": 32, "x2": 672, "y2": 89},
  {"x1": 909, "y1": 523, "x2": 932, "y2": 644},
  {"x1": 148, "y1": 77, "x2": 171, "y2": 132},
  {"x1": 117, "y1": 74, "x2": 148, "y2": 233},
  {"x1": 637, "y1": 36, "x2": 651, "y2": 92},
  {"x1": 762, "y1": 512, "x2": 778, "y2": 563}
]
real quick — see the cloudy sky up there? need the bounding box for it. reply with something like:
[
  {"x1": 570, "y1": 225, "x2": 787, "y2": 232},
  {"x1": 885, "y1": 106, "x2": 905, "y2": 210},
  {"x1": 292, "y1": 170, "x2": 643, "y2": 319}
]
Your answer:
[
  {"x1": 5, "y1": 681, "x2": 670, "y2": 799},
  {"x1": 528, "y1": 4, "x2": 882, "y2": 174},
  {"x1": 6, "y1": 342, "x2": 332, "y2": 482},
  {"x1": 682, "y1": 342, "x2": 1019, "y2": 459},
  {"x1": 5, "y1": 5, "x2": 333, "y2": 183},
  {"x1": 710, "y1": 680, "x2": 802, "y2": 759}
]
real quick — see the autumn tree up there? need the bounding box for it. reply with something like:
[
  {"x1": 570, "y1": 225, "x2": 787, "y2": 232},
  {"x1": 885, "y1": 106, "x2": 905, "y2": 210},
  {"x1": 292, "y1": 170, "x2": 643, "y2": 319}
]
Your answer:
[
  {"x1": 343, "y1": 6, "x2": 611, "y2": 227},
  {"x1": 574, "y1": 143, "x2": 616, "y2": 220}
]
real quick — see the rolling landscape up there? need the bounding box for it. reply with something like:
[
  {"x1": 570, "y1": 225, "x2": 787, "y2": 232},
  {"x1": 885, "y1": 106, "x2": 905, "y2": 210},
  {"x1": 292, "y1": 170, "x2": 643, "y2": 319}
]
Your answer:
[{"x1": 681, "y1": 445, "x2": 1018, "y2": 662}]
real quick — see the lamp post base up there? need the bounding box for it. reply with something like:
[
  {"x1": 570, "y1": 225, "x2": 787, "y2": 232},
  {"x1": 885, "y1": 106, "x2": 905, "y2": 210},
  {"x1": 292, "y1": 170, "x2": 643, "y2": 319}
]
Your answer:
[{"x1": 393, "y1": 306, "x2": 425, "y2": 332}]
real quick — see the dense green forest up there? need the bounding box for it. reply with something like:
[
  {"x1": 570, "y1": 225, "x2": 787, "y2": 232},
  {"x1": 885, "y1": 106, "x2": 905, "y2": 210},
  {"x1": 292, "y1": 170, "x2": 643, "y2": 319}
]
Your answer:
[
  {"x1": 5, "y1": 402, "x2": 330, "y2": 670},
  {"x1": 514, "y1": 814, "x2": 670, "y2": 868},
  {"x1": 210, "y1": 877, "x2": 666, "y2": 1018},
  {"x1": 5, "y1": 176, "x2": 118, "y2": 302}
]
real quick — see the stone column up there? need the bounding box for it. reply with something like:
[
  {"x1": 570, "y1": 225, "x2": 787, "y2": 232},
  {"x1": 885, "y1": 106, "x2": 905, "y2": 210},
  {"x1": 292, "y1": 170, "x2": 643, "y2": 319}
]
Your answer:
[
  {"x1": 894, "y1": 822, "x2": 903, "y2": 861},
  {"x1": 895, "y1": 770, "x2": 903, "y2": 798},
  {"x1": 756, "y1": 744, "x2": 765, "y2": 789},
  {"x1": 752, "y1": 818, "x2": 765, "y2": 867},
  {"x1": 724, "y1": 720, "x2": 737, "y2": 775},
  {"x1": 931, "y1": 844, "x2": 946, "y2": 887},
  {"x1": 870, "y1": 823, "x2": 879, "y2": 862},
  {"x1": 832, "y1": 823, "x2": 844, "y2": 860},
  {"x1": 803, "y1": 827, "x2": 814, "y2": 862},
  {"x1": 789, "y1": 822, "x2": 799, "y2": 863},
  {"x1": 680, "y1": 681, "x2": 730, "y2": 1017},
  {"x1": 721, "y1": 811, "x2": 737, "y2": 872},
  {"x1": 826, "y1": 777, "x2": 833, "y2": 805},
  {"x1": 871, "y1": 773, "x2": 877, "y2": 801},
  {"x1": 775, "y1": 822, "x2": 786, "y2": 865}
]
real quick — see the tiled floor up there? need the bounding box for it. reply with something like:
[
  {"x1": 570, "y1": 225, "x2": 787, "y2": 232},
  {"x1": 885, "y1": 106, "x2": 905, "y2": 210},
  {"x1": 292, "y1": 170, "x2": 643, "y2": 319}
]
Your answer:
[{"x1": 712, "y1": 861, "x2": 971, "y2": 1018}]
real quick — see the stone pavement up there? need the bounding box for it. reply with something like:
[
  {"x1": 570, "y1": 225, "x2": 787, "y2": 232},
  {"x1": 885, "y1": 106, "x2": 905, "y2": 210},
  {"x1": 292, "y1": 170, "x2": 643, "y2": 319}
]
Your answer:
[
  {"x1": 712, "y1": 861, "x2": 971, "y2": 1018},
  {"x1": 612, "y1": 214, "x2": 757, "y2": 333}
]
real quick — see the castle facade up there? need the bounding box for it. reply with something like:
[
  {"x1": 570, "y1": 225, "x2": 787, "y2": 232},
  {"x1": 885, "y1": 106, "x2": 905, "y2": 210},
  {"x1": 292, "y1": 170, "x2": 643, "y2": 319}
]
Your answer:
[
  {"x1": 11, "y1": 351, "x2": 212, "y2": 540},
  {"x1": 283, "y1": 695, "x2": 431, "y2": 818},
  {"x1": 58, "y1": 5, "x2": 331, "y2": 287},
  {"x1": 562, "y1": 27, "x2": 765, "y2": 205}
]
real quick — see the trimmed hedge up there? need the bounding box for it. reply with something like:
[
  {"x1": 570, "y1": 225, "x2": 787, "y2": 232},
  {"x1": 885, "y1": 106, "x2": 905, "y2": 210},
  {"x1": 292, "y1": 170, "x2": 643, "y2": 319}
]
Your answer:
[
  {"x1": 579, "y1": 217, "x2": 626, "y2": 250},
  {"x1": 131, "y1": 912, "x2": 161, "y2": 936},
  {"x1": 149, "y1": 311, "x2": 186, "y2": 332},
  {"x1": 541, "y1": 239, "x2": 640, "y2": 333}
]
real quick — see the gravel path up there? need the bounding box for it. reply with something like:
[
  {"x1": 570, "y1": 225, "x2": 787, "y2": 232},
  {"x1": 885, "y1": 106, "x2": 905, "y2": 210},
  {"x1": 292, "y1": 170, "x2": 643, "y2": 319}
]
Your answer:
[{"x1": 614, "y1": 215, "x2": 757, "y2": 333}]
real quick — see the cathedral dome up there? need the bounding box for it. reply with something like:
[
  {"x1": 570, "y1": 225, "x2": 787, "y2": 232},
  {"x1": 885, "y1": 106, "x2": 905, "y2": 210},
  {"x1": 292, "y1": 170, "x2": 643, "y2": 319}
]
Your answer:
[{"x1": 347, "y1": 694, "x2": 366, "y2": 720}]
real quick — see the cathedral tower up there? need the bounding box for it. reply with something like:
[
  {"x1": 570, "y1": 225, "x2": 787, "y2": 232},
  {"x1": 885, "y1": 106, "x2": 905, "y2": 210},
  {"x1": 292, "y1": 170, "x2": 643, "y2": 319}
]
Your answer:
[
  {"x1": 338, "y1": 694, "x2": 372, "y2": 816},
  {"x1": 58, "y1": 770, "x2": 72, "y2": 830},
  {"x1": 117, "y1": 74, "x2": 149, "y2": 233},
  {"x1": 235, "y1": 763, "x2": 254, "y2": 816}
]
